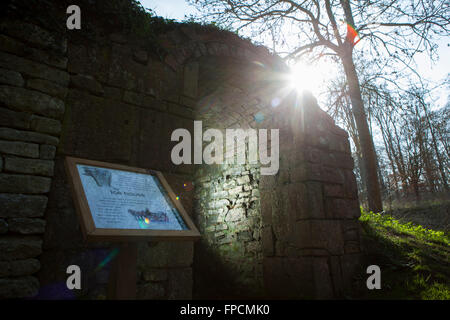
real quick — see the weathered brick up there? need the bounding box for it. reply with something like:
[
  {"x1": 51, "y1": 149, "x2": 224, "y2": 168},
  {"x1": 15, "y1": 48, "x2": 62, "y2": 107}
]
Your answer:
[
  {"x1": 0, "y1": 236, "x2": 42, "y2": 260},
  {"x1": 325, "y1": 198, "x2": 361, "y2": 219},
  {"x1": 4, "y1": 157, "x2": 54, "y2": 176},
  {"x1": 0, "y1": 107, "x2": 31, "y2": 130},
  {"x1": 225, "y1": 206, "x2": 246, "y2": 222},
  {"x1": 0, "y1": 67, "x2": 24, "y2": 86},
  {"x1": 141, "y1": 268, "x2": 168, "y2": 282},
  {"x1": 0, "y1": 174, "x2": 51, "y2": 194},
  {"x1": 0, "y1": 140, "x2": 39, "y2": 158},
  {"x1": 39, "y1": 144, "x2": 56, "y2": 160},
  {"x1": 0, "y1": 85, "x2": 65, "y2": 119},
  {"x1": 0, "y1": 52, "x2": 69, "y2": 85},
  {"x1": 7, "y1": 218, "x2": 46, "y2": 234},
  {"x1": 27, "y1": 78, "x2": 68, "y2": 99},
  {"x1": 71, "y1": 74, "x2": 104, "y2": 96},
  {"x1": 291, "y1": 220, "x2": 345, "y2": 255},
  {"x1": 0, "y1": 127, "x2": 59, "y2": 146},
  {"x1": 137, "y1": 242, "x2": 193, "y2": 268},
  {"x1": 0, "y1": 259, "x2": 40, "y2": 277},
  {"x1": 0, "y1": 193, "x2": 48, "y2": 217},
  {"x1": 0, "y1": 34, "x2": 67, "y2": 69},
  {"x1": 0, "y1": 20, "x2": 67, "y2": 53},
  {"x1": 30, "y1": 115, "x2": 61, "y2": 135},
  {"x1": 324, "y1": 183, "x2": 345, "y2": 198},
  {"x1": 0, "y1": 276, "x2": 39, "y2": 299}
]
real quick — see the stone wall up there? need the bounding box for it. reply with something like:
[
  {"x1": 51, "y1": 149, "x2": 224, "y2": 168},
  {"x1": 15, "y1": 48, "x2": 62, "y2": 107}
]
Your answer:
[
  {"x1": 0, "y1": 17, "x2": 68, "y2": 298},
  {"x1": 0, "y1": 0, "x2": 363, "y2": 299},
  {"x1": 40, "y1": 25, "x2": 196, "y2": 300},
  {"x1": 260, "y1": 93, "x2": 363, "y2": 298}
]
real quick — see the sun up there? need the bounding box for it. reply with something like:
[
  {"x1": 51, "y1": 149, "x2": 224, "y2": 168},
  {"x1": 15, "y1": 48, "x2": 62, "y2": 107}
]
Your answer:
[{"x1": 287, "y1": 60, "x2": 332, "y2": 96}]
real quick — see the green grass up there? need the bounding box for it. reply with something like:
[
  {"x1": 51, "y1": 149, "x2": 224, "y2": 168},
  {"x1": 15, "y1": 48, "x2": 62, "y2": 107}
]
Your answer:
[{"x1": 357, "y1": 209, "x2": 450, "y2": 300}]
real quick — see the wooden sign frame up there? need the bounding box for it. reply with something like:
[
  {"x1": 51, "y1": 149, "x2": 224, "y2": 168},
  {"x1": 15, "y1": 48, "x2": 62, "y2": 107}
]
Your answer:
[{"x1": 65, "y1": 156, "x2": 201, "y2": 242}]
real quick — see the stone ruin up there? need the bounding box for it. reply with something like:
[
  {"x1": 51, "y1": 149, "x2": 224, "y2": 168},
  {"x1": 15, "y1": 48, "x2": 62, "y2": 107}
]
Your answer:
[{"x1": 0, "y1": 2, "x2": 363, "y2": 299}]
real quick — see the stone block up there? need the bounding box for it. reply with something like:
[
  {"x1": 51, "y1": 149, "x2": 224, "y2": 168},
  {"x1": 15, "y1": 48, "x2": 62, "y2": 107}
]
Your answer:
[
  {"x1": 236, "y1": 175, "x2": 251, "y2": 185},
  {"x1": 137, "y1": 241, "x2": 193, "y2": 268},
  {"x1": 62, "y1": 89, "x2": 139, "y2": 162},
  {"x1": 324, "y1": 183, "x2": 345, "y2": 198},
  {"x1": 329, "y1": 255, "x2": 344, "y2": 298},
  {"x1": 27, "y1": 78, "x2": 68, "y2": 99},
  {"x1": 312, "y1": 257, "x2": 334, "y2": 299},
  {"x1": 340, "y1": 253, "x2": 363, "y2": 294},
  {"x1": 40, "y1": 144, "x2": 56, "y2": 160},
  {"x1": 137, "y1": 282, "x2": 166, "y2": 300},
  {"x1": 0, "y1": 236, "x2": 42, "y2": 260},
  {"x1": 225, "y1": 206, "x2": 246, "y2": 222},
  {"x1": 344, "y1": 241, "x2": 361, "y2": 254},
  {"x1": 289, "y1": 182, "x2": 325, "y2": 220},
  {"x1": 0, "y1": 34, "x2": 67, "y2": 69},
  {"x1": 0, "y1": 67, "x2": 24, "y2": 86},
  {"x1": 7, "y1": 218, "x2": 46, "y2": 234},
  {"x1": 0, "y1": 107, "x2": 31, "y2": 130},
  {"x1": 325, "y1": 198, "x2": 361, "y2": 219},
  {"x1": 0, "y1": 52, "x2": 69, "y2": 86},
  {"x1": 290, "y1": 220, "x2": 344, "y2": 255},
  {"x1": 263, "y1": 257, "x2": 315, "y2": 298},
  {"x1": 0, "y1": 173, "x2": 51, "y2": 194},
  {"x1": 237, "y1": 230, "x2": 252, "y2": 241},
  {"x1": 0, "y1": 20, "x2": 67, "y2": 53},
  {"x1": 167, "y1": 267, "x2": 193, "y2": 299},
  {"x1": 0, "y1": 276, "x2": 39, "y2": 299},
  {"x1": 0, "y1": 193, "x2": 48, "y2": 217},
  {"x1": 342, "y1": 169, "x2": 358, "y2": 199},
  {"x1": 0, "y1": 140, "x2": 39, "y2": 158},
  {"x1": 4, "y1": 157, "x2": 54, "y2": 176},
  {"x1": 30, "y1": 115, "x2": 61, "y2": 135},
  {"x1": 0, "y1": 259, "x2": 40, "y2": 277},
  {"x1": 0, "y1": 127, "x2": 59, "y2": 146},
  {"x1": 70, "y1": 74, "x2": 104, "y2": 96},
  {"x1": 141, "y1": 268, "x2": 168, "y2": 282},
  {"x1": 133, "y1": 49, "x2": 148, "y2": 64},
  {"x1": 0, "y1": 85, "x2": 65, "y2": 119}
]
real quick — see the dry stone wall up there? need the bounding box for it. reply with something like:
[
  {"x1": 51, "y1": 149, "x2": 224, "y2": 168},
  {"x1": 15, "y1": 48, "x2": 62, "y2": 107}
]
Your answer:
[{"x1": 0, "y1": 18, "x2": 68, "y2": 298}]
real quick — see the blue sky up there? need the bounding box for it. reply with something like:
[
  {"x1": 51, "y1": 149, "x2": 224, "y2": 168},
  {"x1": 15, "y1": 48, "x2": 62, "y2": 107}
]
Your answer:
[{"x1": 140, "y1": 0, "x2": 449, "y2": 107}]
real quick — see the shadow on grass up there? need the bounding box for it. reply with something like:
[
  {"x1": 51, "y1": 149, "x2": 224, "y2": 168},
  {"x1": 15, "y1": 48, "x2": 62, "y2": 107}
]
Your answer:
[{"x1": 353, "y1": 211, "x2": 450, "y2": 300}]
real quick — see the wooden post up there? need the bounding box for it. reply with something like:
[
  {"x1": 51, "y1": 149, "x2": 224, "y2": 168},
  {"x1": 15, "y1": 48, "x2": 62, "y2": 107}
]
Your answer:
[{"x1": 107, "y1": 242, "x2": 137, "y2": 299}]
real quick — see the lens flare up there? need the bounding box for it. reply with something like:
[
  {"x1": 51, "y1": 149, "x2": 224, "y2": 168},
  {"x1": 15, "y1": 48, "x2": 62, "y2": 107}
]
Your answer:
[
  {"x1": 346, "y1": 22, "x2": 360, "y2": 46},
  {"x1": 94, "y1": 248, "x2": 119, "y2": 272},
  {"x1": 183, "y1": 181, "x2": 194, "y2": 191},
  {"x1": 271, "y1": 97, "x2": 281, "y2": 108},
  {"x1": 144, "y1": 217, "x2": 150, "y2": 224},
  {"x1": 254, "y1": 112, "x2": 265, "y2": 123}
]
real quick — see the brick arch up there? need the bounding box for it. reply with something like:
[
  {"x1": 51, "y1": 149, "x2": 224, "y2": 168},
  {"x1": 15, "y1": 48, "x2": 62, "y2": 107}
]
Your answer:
[{"x1": 157, "y1": 25, "x2": 287, "y2": 75}]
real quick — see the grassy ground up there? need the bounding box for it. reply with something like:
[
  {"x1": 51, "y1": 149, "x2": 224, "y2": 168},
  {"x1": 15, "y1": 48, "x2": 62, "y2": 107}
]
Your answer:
[{"x1": 356, "y1": 209, "x2": 450, "y2": 300}]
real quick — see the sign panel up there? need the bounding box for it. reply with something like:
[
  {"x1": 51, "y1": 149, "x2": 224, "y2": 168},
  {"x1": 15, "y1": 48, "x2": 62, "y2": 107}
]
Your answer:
[{"x1": 65, "y1": 157, "x2": 200, "y2": 241}]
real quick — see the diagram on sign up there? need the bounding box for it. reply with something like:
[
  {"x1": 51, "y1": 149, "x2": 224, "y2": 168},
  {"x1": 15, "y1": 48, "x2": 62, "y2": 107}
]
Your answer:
[{"x1": 77, "y1": 164, "x2": 188, "y2": 231}]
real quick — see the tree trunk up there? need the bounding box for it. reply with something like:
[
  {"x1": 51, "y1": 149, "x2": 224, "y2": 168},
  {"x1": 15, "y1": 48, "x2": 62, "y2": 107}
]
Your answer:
[
  {"x1": 341, "y1": 54, "x2": 383, "y2": 212},
  {"x1": 422, "y1": 103, "x2": 449, "y2": 191}
]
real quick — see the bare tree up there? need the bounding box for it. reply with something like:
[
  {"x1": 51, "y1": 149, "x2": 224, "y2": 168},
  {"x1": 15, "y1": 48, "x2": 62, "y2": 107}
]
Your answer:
[{"x1": 188, "y1": 0, "x2": 450, "y2": 212}]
